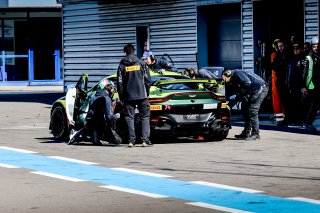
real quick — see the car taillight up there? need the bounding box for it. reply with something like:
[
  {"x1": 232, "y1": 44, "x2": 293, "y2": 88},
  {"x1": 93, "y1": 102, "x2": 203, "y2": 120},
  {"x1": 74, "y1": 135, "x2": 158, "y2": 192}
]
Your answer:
[
  {"x1": 221, "y1": 116, "x2": 229, "y2": 120},
  {"x1": 148, "y1": 95, "x2": 172, "y2": 103},
  {"x1": 210, "y1": 93, "x2": 226, "y2": 101}
]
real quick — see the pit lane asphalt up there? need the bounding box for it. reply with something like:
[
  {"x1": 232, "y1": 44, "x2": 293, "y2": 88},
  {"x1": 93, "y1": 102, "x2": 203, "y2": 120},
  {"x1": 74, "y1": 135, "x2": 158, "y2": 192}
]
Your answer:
[{"x1": 0, "y1": 87, "x2": 320, "y2": 213}]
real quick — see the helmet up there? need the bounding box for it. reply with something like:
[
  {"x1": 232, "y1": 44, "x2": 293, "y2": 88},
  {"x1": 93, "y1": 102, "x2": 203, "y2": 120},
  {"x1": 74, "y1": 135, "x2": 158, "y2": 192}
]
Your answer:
[
  {"x1": 272, "y1": 39, "x2": 280, "y2": 49},
  {"x1": 311, "y1": 36, "x2": 319, "y2": 45},
  {"x1": 142, "y1": 51, "x2": 154, "y2": 60},
  {"x1": 98, "y1": 79, "x2": 116, "y2": 97}
]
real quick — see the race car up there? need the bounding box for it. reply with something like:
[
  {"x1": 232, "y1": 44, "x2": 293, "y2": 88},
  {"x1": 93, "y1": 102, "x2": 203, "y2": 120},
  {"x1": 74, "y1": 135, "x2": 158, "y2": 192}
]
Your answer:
[{"x1": 49, "y1": 70, "x2": 231, "y2": 142}]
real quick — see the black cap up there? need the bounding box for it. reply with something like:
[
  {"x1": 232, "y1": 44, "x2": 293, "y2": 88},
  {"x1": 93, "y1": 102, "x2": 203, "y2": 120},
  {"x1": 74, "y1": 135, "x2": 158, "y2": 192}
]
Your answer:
[{"x1": 123, "y1": 43, "x2": 135, "y2": 54}]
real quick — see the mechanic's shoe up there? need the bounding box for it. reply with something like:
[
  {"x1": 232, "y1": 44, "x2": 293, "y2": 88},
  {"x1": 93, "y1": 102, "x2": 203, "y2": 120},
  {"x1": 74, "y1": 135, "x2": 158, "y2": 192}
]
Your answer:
[
  {"x1": 235, "y1": 132, "x2": 249, "y2": 139},
  {"x1": 142, "y1": 140, "x2": 153, "y2": 147},
  {"x1": 245, "y1": 134, "x2": 260, "y2": 141},
  {"x1": 92, "y1": 130, "x2": 103, "y2": 145},
  {"x1": 128, "y1": 142, "x2": 135, "y2": 148},
  {"x1": 304, "y1": 124, "x2": 317, "y2": 134}
]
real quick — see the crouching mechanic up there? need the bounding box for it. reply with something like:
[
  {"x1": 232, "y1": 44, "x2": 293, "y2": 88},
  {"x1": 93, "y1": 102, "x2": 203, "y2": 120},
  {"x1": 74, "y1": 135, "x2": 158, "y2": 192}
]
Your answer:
[
  {"x1": 68, "y1": 79, "x2": 122, "y2": 145},
  {"x1": 222, "y1": 69, "x2": 268, "y2": 140}
]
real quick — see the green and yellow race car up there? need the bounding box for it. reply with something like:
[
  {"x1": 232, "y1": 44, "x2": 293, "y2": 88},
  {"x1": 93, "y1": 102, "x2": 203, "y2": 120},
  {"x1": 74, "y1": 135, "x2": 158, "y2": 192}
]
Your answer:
[{"x1": 49, "y1": 70, "x2": 231, "y2": 142}]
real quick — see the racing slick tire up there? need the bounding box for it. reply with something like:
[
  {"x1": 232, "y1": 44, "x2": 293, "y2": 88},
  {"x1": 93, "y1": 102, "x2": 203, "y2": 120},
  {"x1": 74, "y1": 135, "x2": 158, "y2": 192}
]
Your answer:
[
  {"x1": 204, "y1": 129, "x2": 229, "y2": 142},
  {"x1": 51, "y1": 105, "x2": 69, "y2": 140}
]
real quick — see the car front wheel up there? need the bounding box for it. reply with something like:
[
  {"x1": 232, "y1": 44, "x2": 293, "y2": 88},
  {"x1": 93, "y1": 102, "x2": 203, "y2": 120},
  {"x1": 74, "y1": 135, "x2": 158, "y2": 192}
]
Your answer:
[{"x1": 51, "y1": 106, "x2": 69, "y2": 139}]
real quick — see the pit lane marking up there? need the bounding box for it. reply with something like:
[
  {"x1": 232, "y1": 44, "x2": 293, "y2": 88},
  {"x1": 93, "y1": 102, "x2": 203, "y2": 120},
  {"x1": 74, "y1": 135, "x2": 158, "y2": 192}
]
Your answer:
[
  {"x1": 1, "y1": 146, "x2": 320, "y2": 212},
  {"x1": 187, "y1": 202, "x2": 252, "y2": 213},
  {"x1": 111, "y1": 167, "x2": 172, "y2": 178},
  {"x1": 0, "y1": 146, "x2": 37, "y2": 153},
  {"x1": 288, "y1": 197, "x2": 320, "y2": 204},
  {"x1": 31, "y1": 171, "x2": 86, "y2": 182},
  {"x1": 48, "y1": 156, "x2": 99, "y2": 165},
  {"x1": 100, "y1": 185, "x2": 168, "y2": 198},
  {"x1": 0, "y1": 163, "x2": 19, "y2": 168},
  {"x1": 191, "y1": 181, "x2": 263, "y2": 193}
]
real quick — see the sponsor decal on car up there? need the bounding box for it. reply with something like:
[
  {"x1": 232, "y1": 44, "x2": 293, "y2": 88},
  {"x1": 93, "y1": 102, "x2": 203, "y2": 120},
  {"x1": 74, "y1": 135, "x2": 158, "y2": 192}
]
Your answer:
[
  {"x1": 150, "y1": 105, "x2": 162, "y2": 110},
  {"x1": 203, "y1": 103, "x2": 217, "y2": 109},
  {"x1": 165, "y1": 105, "x2": 171, "y2": 110}
]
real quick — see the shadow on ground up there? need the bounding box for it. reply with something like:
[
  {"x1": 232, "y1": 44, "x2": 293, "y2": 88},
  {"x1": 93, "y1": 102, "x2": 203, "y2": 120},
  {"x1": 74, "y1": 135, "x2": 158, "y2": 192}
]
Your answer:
[{"x1": 0, "y1": 92, "x2": 64, "y2": 105}]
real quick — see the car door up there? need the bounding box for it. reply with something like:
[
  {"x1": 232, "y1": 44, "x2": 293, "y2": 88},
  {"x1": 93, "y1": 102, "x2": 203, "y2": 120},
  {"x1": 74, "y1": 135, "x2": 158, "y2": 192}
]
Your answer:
[{"x1": 73, "y1": 74, "x2": 88, "y2": 128}]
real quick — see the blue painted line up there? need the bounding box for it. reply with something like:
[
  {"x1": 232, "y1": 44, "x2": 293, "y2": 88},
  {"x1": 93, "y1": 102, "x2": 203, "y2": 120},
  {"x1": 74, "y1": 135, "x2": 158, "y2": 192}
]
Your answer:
[{"x1": 1, "y1": 148, "x2": 320, "y2": 213}]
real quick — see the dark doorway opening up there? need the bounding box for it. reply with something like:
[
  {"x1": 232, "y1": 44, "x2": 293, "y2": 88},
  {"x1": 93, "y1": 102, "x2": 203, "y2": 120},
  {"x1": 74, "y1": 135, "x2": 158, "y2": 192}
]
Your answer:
[
  {"x1": 253, "y1": 0, "x2": 304, "y2": 78},
  {"x1": 197, "y1": 3, "x2": 241, "y2": 69},
  {"x1": 136, "y1": 26, "x2": 149, "y2": 58},
  {"x1": 29, "y1": 18, "x2": 61, "y2": 80}
]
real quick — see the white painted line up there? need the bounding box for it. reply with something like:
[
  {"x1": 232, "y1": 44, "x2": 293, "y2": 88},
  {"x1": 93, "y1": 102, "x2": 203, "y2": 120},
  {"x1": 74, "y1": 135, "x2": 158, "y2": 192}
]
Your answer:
[
  {"x1": 111, "y1": 167, "x2": 172, "y2": 178},
  {"x1": 48, "y1": 156, "x2": 98, "y2": 165},
  {"x1": 100, "y1": 185, "x2": 168, "y2": 198},
  {"x1": 288, "y1": 197, "x2": 320, "y2": 204},
  {"x1": 187, "y1": 202, "x2": 252, "y2": 213},
  {"x1": 191, "y1": 181, "x2": 263, "y2": 193},
  {"x1": 0, "y1": 146, "x2": 37, "y2": 153},
  {"x1": 0, "y1": 163, "x2": 19, "y2": 168},
  {"x1": 31, "y1": 171, "x2": 86, "y2": 182}
]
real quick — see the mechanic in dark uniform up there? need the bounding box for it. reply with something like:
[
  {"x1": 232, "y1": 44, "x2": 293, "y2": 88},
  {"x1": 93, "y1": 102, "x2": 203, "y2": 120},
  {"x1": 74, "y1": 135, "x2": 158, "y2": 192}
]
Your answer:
[
  {"x1": 117, "y1": 43, "x2": 152, "y2": 147},
  {"x1": 222, "y1": 69, "x2": 268, "y2": 140},
  {"x1": 184, "y1": 67, "x2": 217, "y2": 79},
  {"x1": 142, "y1": 50, "x2": 178, "y2": 72},
  {"x1": 68, "y1": 79, "x2": 121, "y2": 145}
]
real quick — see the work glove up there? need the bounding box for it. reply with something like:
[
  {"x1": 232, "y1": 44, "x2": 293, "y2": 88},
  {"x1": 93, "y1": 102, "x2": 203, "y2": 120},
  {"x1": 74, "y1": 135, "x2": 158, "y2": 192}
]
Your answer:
[
  {"x1": 228, "y1": 99, "x2": 237, "y2": 109},
  {"x1": 115, "y1": 113, "x2": 121, "y2": 119},
  {"x1": 158, "y1": 69, "x2": 165, "y2": 74}
]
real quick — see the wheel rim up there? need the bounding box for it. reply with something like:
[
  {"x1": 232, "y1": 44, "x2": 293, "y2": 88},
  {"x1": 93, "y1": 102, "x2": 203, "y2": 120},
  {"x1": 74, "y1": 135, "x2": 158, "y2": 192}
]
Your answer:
[{"x1": 52, "y1": 108, "x2": 66, "y2": 138}]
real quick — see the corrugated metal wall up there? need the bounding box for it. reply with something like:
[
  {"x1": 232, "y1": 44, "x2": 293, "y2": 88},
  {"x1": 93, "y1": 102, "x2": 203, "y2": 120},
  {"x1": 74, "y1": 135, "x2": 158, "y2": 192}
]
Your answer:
[
  {"x1": 241, "y1": 0, "x2": 253, "y2": 72},
  {"x1": 62, "y1": 0, "x2": 197, "y2": 87},
  {"x1": 0, "y1": 0, "x2": 8, "y2": 7},
  {"x1": 304, "y1": 0, "x2": 319, "y2": 42}
]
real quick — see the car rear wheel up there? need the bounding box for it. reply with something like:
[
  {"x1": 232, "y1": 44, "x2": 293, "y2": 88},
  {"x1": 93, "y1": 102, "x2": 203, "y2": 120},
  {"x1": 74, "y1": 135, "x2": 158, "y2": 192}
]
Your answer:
[
  {"x1": 51, "y1": 106, "x2": 69, "y2": 139},
  {"x1": 204, "y1": 129, "x2": 229, "y2": 142}
]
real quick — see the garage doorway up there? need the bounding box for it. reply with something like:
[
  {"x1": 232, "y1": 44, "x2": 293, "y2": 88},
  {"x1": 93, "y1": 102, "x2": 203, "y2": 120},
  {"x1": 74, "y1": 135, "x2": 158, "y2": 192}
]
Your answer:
[{"x1": 197, "y1": 3, "x2": 241, "y2": 69}]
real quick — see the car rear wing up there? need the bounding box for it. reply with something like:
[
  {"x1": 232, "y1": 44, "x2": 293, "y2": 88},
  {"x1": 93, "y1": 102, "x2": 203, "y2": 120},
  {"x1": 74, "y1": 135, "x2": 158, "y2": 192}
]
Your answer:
[{"x1": 151, "y1": 78, "x2": 223, "y2": 86}]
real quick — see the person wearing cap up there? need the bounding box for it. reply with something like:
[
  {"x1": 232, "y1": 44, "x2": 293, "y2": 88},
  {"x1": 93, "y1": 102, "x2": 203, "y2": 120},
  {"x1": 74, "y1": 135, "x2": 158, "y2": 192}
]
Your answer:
[
  {"x1": 286, "y1": 42, "x2": 306, "y2": 126},
  {"x1": 117, "y1": 43, "x2": 152, "y2": 147},
  {"x1": 222, "y1": 69, "x2": 268, "y2": 141},
  {"x1": 142, "y1": 50, "x2": 178, "y2": 72},
  {"x1": 301, "y1": 36, "x2": 320, "y2": 133}
]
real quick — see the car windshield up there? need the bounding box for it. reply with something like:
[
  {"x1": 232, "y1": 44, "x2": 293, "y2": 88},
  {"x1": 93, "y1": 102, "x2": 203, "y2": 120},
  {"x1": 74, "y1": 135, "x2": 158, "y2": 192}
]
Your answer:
[{"x1": 151, "y1": 76, "x2": 199, "y2": 90}]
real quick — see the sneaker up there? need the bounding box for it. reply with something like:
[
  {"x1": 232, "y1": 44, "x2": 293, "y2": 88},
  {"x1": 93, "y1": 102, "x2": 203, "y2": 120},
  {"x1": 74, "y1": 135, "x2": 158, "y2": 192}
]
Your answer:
[
  {"x1": 235, "y1": 132, "x2": 249, "y2": 139},
  {"x1": 128, "y1": 142, "x2": 135, "y2": 148},
  {"x1": 304, "y1": 124, "x2": 317, "y2": 134},
  {"x1": 142, "y1": 140, "x2": 153, "y2": 147},
  {"x1": 245, "y1": 134, "x2": 260, "y2": 141}
]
